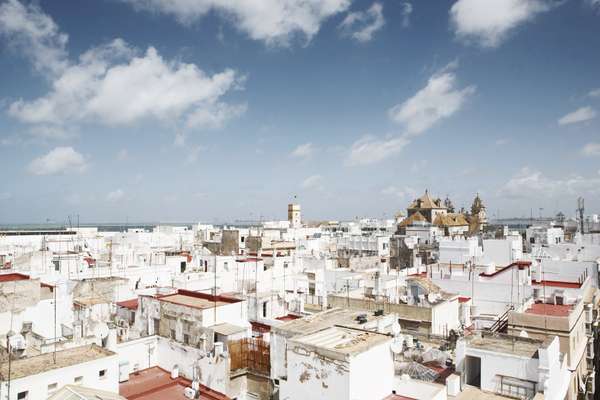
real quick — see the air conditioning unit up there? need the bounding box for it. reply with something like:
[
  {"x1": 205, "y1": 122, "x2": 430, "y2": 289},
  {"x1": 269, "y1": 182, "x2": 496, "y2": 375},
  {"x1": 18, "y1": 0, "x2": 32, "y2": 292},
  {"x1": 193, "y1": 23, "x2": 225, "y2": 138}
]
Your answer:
[{"x1": 184, "y1": 387, "x2": 196, "y2": 399}]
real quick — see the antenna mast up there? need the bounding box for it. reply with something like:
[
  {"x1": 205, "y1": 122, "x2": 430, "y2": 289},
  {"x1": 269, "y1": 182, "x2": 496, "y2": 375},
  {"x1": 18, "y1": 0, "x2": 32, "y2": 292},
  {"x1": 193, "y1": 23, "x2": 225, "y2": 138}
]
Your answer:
[{"x1": 577, "y1": 197, "x2": 585, "y2": 234}]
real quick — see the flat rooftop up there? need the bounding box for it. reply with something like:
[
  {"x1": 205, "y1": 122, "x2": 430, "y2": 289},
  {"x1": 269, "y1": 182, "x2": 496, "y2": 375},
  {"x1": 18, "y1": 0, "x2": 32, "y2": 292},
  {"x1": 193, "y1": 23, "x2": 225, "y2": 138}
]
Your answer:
[
  {"x1": 271, "y1": 307, "x2": 391, "y2": 337},
  {"x1": 464, "y1": 333, "x2": 543, "y2": 358},
  {"x1": 157, "y1": 289, "x2": 242, "y2": 310},
  {"x1": 119, "y1": 367, "x2": 229, "y2": 400},
  {"x1": 0, "y1": 344, "x2": 115, "y2": 380},
  {"x1": 159, "y1": 294, "x2": 229, "y2": 309},
  {"x1": 526, "y1": 302, "x2": 573, "y2": 317},
  {"x1": 289, "y1": 326, "x2": 391, "y2": 358}
]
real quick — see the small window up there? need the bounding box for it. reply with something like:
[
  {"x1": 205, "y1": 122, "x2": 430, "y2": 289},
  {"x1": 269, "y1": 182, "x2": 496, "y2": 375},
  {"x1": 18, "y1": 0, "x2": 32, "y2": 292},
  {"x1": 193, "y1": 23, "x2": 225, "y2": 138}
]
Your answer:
[
  {"x1": 99, "y1": 369, "x2": 107, "y2": 379},
  {"x1": 263, "y1": 301, "x2": 268, "y2": 318},
  {"x1": 74, "y1": 376, "x2": 83, "y2": 385},
  {"x1": 17, "y1": 392, "x2": 28, "y2": 400},
  {"x1": 183, "y1": 333, "x2": 190, "y2": 345},
  {"x1": 47, "y1": 383, "x2": 58, "y2": 394},
  {"x1": 171, "y1": 329, "x2": 176, "y2": 339}
]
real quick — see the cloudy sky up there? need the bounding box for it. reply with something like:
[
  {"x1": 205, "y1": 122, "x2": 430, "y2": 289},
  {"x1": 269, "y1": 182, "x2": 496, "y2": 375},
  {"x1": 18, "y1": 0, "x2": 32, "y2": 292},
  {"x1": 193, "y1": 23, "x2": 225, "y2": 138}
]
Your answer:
[{"x1": 0, "y1": 0, "x2": 599, "y2": 224}]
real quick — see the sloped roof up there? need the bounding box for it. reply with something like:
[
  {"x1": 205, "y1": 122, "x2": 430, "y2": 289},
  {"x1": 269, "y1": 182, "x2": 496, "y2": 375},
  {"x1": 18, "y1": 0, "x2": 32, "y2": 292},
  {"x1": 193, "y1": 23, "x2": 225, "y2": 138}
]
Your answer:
[
  {"x1": 48, "y1": 385, "x2": 126, "y2": 400},
  {"x1": 399, "y1": 211, "x2": 428, "y2": 227},
  {"x1": 433, "y1": 213, "x2": 469, "y2": 227},
  {"x1": 408, "y1": 192, "x2": 444, "y2": 210}
]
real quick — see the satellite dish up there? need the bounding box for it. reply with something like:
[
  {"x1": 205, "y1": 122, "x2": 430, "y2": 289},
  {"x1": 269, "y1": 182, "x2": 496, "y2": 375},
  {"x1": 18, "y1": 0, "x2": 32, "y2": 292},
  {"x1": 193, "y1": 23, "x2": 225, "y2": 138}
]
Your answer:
[
  {"x1": 390, "y1": 339, "x2": 403, "y2": 354},
  {"x1": 519, "y1": 330, "x2": 529, "y2": 338},
  {"x1": 391, "y1": 321, "x2": 402, "y2": 336},
  {"x1": 427, "y1": 293, "x2": 438, "y2": 303}
]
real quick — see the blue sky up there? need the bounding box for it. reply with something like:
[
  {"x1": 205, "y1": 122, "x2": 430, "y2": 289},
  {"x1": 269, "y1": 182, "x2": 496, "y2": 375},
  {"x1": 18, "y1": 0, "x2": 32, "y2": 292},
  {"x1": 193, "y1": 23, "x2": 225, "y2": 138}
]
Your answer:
[{"x1": 0, "y1": 0, "x2": 599, "y2": 224}]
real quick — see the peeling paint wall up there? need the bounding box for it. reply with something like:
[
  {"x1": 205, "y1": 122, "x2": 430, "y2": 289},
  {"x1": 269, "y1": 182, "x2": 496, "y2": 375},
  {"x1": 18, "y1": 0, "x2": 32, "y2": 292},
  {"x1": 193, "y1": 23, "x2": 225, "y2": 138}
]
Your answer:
[{"x1": 279, "y1": 346, "x2": 350, "y2": 400}]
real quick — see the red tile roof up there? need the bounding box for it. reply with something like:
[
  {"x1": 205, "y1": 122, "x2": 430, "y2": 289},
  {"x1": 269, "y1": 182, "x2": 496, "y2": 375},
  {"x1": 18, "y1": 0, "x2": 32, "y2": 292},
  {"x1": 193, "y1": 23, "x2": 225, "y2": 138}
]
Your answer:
[
  {"x1": 0, "y1": 273, "x2": 30, "y2": 282},
  {"x1": 526, "y1": 302, "x2": 573, "y2": 317},
  {"x1": 117, "y1": 298, "x2": 139, "y2": 310},
  {"x1": 532, "y1": 280, "x2": 582, "y2": 289},
  {"x1": 120, "y1": 367, "x2": 230, "y2": 400},
  {"x1": 275, "y1": 314, "x2": 301, "y2": 322},
  {"x1": 458, "y1": 296, "x2": 471, "y2": 303}
]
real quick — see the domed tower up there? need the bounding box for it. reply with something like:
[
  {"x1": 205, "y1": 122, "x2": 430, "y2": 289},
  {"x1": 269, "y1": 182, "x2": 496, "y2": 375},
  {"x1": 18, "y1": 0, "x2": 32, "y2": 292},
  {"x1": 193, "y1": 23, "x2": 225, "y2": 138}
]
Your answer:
[{"x1": 470, "y1": 193, "x2": 487, "y2": 225}]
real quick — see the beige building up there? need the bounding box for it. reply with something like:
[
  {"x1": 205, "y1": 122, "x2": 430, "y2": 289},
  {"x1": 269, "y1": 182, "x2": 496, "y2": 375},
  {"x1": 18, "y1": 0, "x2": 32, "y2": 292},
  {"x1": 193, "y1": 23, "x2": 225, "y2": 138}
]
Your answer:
[{"x1": 508, "y1": 299, "x2": 593, "y2": 399}]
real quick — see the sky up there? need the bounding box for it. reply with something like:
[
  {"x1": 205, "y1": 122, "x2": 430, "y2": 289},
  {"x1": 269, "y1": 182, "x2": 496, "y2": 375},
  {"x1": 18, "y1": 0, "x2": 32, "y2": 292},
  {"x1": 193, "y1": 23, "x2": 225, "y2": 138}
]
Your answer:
[{"x1": 0, "y1": 0, "x2": 599, "y2": 224}]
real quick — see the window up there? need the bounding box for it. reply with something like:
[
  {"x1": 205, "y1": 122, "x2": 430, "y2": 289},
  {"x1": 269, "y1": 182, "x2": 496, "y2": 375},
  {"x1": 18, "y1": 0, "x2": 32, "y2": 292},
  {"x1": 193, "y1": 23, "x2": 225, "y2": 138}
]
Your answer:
[
  {"x1": 263, "y1": 301, "x2": 268, "y2": 318},
  {"x1": 17, "y1": 391, "x2": 28, "y2": 400},
  {"x1": 170, "y1": 329, "x2": 176, "y2": 340},
  {"x1": 74, "y1": 376, "x2": 83, "y2": 385},
  {"x1": 184, "y1": 333, "x2": 190, "y2": 345},
  {"x1": 47, "y1": 383, "x2": 58, "y2": 394},
  {"x1": 99, "y1": 369, "x2": 107, "y2": 379}
]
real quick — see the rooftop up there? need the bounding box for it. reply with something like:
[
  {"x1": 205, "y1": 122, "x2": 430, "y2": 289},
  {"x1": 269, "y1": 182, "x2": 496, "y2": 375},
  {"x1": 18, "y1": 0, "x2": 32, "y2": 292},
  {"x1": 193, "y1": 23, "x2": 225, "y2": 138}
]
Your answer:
[
  {"x1": 48, "y1": 385, "x2": 126, "y2": 400},
  {"x1": 464, "y1": 333, "x2": 544, "y2": 358},
  {"x1": 119, "y1": 366, "x2": 229, "y2": 400},
  {"x1": 117, "y1": 298, "x2": 139, "y2": 310},
  {"x1": 158, "y1": 289, "x2": 242, "y2": 310},
  {"x1": 0, "y1": 272, "x2": 30, "y2": 282},
  {"x1": 0, "y1": 344, "x2": 115, "y2": 380},
  {"x1": 526, "y1": 302, "x2": 573, "y2": 317},
  {"x1": 271, "y1": 308, "x2": 390, "y2": 338},
  {"x1": 289, "y1": 326, "x2": 391, "y2": 359}
]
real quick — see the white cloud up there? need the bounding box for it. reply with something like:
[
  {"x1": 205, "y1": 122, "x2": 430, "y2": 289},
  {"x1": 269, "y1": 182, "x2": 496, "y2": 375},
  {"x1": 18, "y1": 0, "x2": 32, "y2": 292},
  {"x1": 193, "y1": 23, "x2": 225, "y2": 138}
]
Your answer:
[
  {"x1": 501, "y1": 167, "x2": 600, "y2": 198},
  {"x1": 582, "y1": 143, "x2": 600, "y2": 157},
  {"x1": 495, "y1": 138, "x2": 510, "y2": 145},
  {"x1": 186, "y1": 102, "x2": 247, "y2": 129},
  {"x1": 339, "y1": 2, "x2": 385, "y2": 43},
  {"x1": 587, "y1": 0, "x2": 600, "y2": 9},
  {"x1": 347, "y1": 135, "x2": 409, "y2": 166},
  {"x1": 291, "y1": 142, "x2": 315, "y2": 159},
  {"x1": 348, "y1": 64, "x2": 473, "y2": 166},
  {"x1": 186, "y1": 145, "x2": 205, "y2": 164},
  {"x1": 121, "y1": 0, "x2": 351, "y2": 46},
  {"x1": 106, "y1": 189, "x2": 124, "y2": 202},
  {"x1": 302, "y1": 174, "x2": 323, "y2": 189},
  {"x1": 589, "y1": 88, "x2": 600, "y2": 98},
  {"x1": 381, "y1": 185, "x2": 417, "y2": 199},
  {"x1": 9, "y1": 43, "x2": 244, "y2": 128},
  {"x1": 0, "y1": 192, "x2": 12, "y2": 201},
  {"x1": 0, "y1": 0, "x2": 68, "y2": 76},
  {"x1": 388, "y1": 66, "x2": 475, "y2": 136},
  {"x1": 401, "y1": 2, "x2": 413, "y2": 28},
  {"x1": 450, "y1": 0, "x2": 552, "y2": 48},
  {"x1": 558, "y1": 106, "x2": 596, "y2": 125},
  {"x1": 1, "y1": 2, "x2": 245, "y2": 137},
  {"x1": 27, "y1": 146, "x2": 87, "y2": 175},
  {"x1": 117, "y1": 149, "x2": 128, "y2": 161}
]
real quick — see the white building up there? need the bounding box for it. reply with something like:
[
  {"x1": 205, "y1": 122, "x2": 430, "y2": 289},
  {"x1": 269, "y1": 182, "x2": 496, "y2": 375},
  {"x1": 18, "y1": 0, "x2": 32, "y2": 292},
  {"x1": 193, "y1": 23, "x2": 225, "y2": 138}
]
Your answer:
[
  {"x1": 0, "y1": 344, "x2": 119, "y2": 400},
  {"x1": 279, "y1": 326, "x2": 394, "y2": 400},
  {"x1": 456, "y1": 333, "x2": 570, "y2": 400}
]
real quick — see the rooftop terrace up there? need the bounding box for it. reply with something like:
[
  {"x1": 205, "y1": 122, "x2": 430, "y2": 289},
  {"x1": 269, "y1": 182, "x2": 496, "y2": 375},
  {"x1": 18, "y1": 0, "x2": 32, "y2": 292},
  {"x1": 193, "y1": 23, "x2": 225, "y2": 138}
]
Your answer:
[
  {"x1": 119, "y1": 366, "x2": 229, "y2": 400},
  {"x1": 464, "y1": 333, "x2": 544, "y2": 358},
  {"x1": 0, "y1": 344, "x2": 115, "y2": 380},
  {"x1": 290, "y1": 326, "x2": 391, "y2": 358}
]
